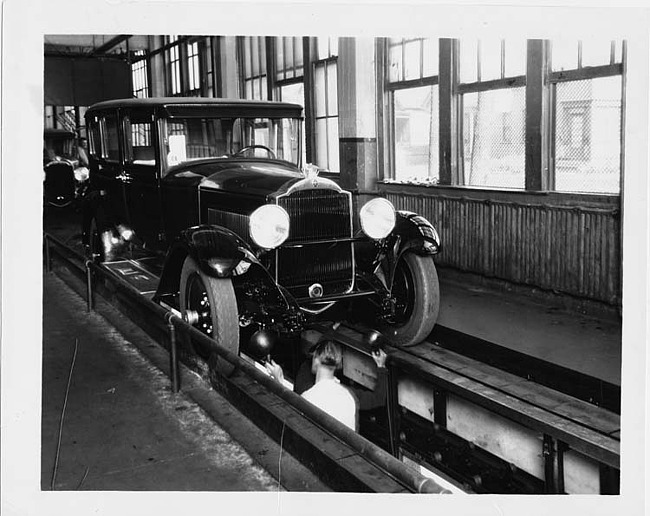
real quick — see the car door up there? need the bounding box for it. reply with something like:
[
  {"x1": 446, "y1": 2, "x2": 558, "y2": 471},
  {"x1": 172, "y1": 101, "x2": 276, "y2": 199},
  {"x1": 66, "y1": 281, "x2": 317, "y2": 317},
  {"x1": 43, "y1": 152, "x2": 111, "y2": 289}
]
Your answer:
[
  {"x1": 120, "y1": 110, "x2": 164, "y2": 250},
  {"x1": 89, "y1": 110, "x2": 128, "y2": 225}
]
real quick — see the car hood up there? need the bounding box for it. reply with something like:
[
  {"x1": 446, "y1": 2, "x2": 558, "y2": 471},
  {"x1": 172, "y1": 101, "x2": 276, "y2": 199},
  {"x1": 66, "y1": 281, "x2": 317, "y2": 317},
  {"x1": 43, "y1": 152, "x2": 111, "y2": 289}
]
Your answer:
[{"x1": 167, "y1": 159, "x2": 340, "y2": 198}]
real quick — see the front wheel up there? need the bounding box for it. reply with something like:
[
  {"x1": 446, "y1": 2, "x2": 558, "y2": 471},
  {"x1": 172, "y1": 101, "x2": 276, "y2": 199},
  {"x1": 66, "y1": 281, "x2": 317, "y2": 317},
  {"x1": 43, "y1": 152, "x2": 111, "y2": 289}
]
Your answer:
[
  {"x1": 379, "y1": 253, "x2": 440, "y2": 347},
  {"x1": 180, "y1": 256, "x2": 239, "y2": 376}
]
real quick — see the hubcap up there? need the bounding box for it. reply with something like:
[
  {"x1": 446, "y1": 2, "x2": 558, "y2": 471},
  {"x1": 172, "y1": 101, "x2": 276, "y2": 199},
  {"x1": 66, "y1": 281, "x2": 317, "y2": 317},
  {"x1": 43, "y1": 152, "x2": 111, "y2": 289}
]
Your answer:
[{"x1": 186, "y1": 274, "x2": 214, "y2": 335}]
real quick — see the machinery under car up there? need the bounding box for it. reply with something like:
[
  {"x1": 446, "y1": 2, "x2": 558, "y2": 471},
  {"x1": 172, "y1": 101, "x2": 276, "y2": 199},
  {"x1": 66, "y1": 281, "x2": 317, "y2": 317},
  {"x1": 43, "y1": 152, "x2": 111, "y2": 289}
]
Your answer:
[{"x1": 81, "y1": 97, "x2": 442, "y2": 374}]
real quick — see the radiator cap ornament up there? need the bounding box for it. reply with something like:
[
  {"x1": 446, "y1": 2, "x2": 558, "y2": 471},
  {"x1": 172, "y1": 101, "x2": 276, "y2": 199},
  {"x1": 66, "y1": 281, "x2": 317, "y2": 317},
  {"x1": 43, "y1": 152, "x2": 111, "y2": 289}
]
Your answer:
[{"x1": 302, "y1": 163, "x2": 320, "y2": 187}]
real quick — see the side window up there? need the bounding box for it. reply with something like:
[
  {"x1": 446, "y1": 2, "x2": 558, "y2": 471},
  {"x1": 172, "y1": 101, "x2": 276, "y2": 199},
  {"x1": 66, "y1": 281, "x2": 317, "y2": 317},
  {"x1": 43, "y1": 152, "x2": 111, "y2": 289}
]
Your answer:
[
  {"x1": 124, "y1": 115, "x2": 155, "y2": 165},
  {"x1": 100, "y1": 114, "x2": 121, "y2": 162},
  {"x1": 87, "y1": 119, "x2": 102, "y2": 158}
]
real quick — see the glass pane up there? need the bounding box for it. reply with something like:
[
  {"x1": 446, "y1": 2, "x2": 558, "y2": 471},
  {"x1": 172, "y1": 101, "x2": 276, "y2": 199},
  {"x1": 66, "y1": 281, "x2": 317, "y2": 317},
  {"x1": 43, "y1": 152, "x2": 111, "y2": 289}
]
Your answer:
[
  {"x1": 422, "y1": 38, "x2": 438, "y2": 78},
  {"x1": 313, "y1": 63, "x2": 326, "y2": 116},
  {"x1": 581, "y1": 38, "x2": 614, "y2": 67},
  {"x1": 554, "y1": 76, "x2": 621, "y2": 194},
  {"x1": 329, "y1": 37, "x2": 338, "y2": 58},
  {"x1": 294, "y1": 37, "x2": 304, "y2": 75},
  {"x1": 327, "y1": 61, "x2": 338, "y2": 116},
  {"x1": 327, "y1": 117, "x2": 340, "y2": 172},
  {"x1": 614, "y1": 40, "x2": 623, "y2": 63},
  {"x1": 317, "y1": 37, "x2": 329, "y2": 60},
  {"x1": 314, "y1": 118, "x2": 328, "y2": 169},
  {"x1": 243, "y1": 38, "x2": 252, "y2": 77},
  {"x1": 480, "y1": 39, "x2": 502, "y2": 81},
  {"x1": 103, "y1": 116, "x2": 120, "y2": 161},
  {"x1": 460, "y1": 39, "x2": 478, "y2": 83},
  {"x1": 388, "y1": 39, "x2": 403, "y2": 82},
  {"x1": 284, "y1": 37, "x2": 294, "y2": 74},
  {"x1": 275, "y1": 37, "x2": 285, "y2": 79},
  {"x1": 551, "y1": 38, "x2": 578, "y2": 71},
  {"x1": 403, "y1": 39, "x2": 421, "y2": 80},
  {"x1": 504, "y1": 39, "x2": 526, "y2": 77},
  {"x1": 280, "y1": 82, "x2": 304, "y2": 107},
  {"x1": 251, "y1": 37, "x2": 260, "y2": 76},
  {"x1": 393, "y1": 85, "x2": 439, "y2": 183},
  {"x1": 462, "y1": 87, "x2": 526, "y2": 189},
  {"x1": 260, "y1": 37, "x2": 267, "y2": 74}
]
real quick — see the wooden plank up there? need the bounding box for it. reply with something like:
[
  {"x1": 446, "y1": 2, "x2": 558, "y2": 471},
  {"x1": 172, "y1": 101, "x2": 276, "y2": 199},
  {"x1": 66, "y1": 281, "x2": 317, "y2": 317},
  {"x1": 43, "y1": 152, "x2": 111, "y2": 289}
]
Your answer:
[
  {"x1": 405, "y1": 343, "x2": 620, "y2": 436},
  {"x1": 392, "y1": 350, "x2": 619, "y2": 468}
]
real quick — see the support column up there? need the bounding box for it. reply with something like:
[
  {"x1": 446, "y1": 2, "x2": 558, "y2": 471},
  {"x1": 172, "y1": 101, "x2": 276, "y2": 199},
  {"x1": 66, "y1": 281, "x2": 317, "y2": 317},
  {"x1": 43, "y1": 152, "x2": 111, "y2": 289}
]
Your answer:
[
  {"x1": 219, "y1": 37, "x2": 240, "y2": 99},
  {"x1": 338, "y1": 37, "x2": 378, "y2": 194},
  {"x1": 525, "y1": 39, "x2": 551, "y2": 191}
]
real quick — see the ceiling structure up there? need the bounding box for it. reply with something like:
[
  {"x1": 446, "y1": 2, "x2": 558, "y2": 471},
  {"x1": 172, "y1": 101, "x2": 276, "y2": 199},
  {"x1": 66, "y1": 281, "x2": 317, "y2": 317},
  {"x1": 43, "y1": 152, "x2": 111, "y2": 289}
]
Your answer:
[{"x1": 44, "y1": 35, "x2": 150, "y2": 58}]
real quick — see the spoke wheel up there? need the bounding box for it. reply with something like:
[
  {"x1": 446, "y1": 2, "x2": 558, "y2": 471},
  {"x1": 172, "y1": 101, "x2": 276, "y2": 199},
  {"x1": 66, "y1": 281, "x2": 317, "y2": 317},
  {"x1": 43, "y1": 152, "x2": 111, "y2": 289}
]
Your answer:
[
  {"x1": 379, "y1": 253, "x2": 440, "y2": 347},
  {"x1": 180, "y1": 256, "x2": 239, "y2": 376}
]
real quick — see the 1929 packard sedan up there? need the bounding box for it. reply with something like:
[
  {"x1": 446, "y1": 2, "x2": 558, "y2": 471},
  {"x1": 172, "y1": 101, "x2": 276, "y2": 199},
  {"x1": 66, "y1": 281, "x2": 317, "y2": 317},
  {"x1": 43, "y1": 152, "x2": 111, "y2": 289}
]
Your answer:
[{"x1": 82, "y1": 98, "x2": 441, "y2": 373}]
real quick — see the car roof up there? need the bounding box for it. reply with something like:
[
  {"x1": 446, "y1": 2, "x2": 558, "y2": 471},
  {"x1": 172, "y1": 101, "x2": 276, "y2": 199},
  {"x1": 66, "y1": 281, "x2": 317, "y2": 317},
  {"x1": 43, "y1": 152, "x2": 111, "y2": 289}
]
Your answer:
[{"x1": 86, "y1": 97, "x2": 304, "y2": 118}]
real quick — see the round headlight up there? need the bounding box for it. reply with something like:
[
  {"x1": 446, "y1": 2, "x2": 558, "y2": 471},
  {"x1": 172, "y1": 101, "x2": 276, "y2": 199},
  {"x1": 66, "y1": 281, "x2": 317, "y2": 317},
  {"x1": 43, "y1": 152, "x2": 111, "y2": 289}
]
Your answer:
[
  {"x1": 360, "y1": 198, "x2": 396, "y2": 240},
  {"x1": 249, "y1": 204, "x2": 290, "y2": 249}
]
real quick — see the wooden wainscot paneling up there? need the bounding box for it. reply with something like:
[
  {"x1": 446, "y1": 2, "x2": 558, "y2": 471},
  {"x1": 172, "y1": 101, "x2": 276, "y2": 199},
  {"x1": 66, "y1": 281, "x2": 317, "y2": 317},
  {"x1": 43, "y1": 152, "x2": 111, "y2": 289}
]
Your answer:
[{"x1": 380, "y1": 184, "x2": 621, "y2": 306}]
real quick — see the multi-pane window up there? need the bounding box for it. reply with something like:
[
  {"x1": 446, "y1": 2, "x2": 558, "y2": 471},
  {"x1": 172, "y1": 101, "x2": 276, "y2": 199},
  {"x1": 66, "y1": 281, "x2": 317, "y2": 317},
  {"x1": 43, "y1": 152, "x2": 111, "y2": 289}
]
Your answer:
[
  {"x1": 312, "y1": 37, "x2": 339, "y2": 172},
  {"x1": 239, "y1": 36, "x2": 268, "y2": 100},
  {"x1": 166, "y1": 36, "x2": 182, "y2": 95},
  {"x1": 459, "y1": 39, "x2": 527, "y2": 189},
  {"x1": 187, "y1": 41, "x2": 201, "y2": 96},
  {"x1": 386, "y1": 38, "x2": 439, "y2": 183},
  {"x1": 131, "y1": 50, "x2": 149, "y2": 98},
  {"x1": 550, "y1": 40, "x2": 624, "y2": 194}
]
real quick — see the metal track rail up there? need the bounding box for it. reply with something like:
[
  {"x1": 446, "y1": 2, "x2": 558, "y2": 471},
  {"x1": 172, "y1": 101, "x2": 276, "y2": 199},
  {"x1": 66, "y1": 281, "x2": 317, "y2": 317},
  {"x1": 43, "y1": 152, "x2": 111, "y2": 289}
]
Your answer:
[{"x1": 43, "y1": 232, "x2": 448, "y2": 494}]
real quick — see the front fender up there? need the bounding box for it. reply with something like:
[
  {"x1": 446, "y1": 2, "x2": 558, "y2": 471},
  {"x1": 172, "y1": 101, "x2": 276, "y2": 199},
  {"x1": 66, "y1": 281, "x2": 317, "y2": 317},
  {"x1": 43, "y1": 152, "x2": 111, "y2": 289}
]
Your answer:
[
  {"x1": 378, "y1": 210, "x2": 441, "y2": 289},
  {"x1": 155, "y1": 224, "x2": 253, "y2": 299},
  {"x1": 391, "y1": 210, "x2": 441, "y2": 258}
]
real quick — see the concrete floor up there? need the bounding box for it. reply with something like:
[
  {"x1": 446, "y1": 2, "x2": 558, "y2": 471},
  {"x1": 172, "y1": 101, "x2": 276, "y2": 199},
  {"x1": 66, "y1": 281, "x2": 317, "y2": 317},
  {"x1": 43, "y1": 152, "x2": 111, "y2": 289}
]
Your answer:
[
  {"x1": 42, "y1": 272, "x2": 327, "y2": 491},
  {"x1": 438, "y1": 278, "x2": 622, "y2": 386}
]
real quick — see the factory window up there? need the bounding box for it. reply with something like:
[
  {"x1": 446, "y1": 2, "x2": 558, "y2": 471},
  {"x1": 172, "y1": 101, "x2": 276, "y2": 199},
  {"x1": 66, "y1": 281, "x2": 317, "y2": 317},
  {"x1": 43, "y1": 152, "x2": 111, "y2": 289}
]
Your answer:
[
  {"x1": 238, "y1": 36, "x2": 268, "y2": 100},
  {"x1": 458, "y1": 39, "x2": 527, "y2": 189},
  {"x1": 550, "y1": 40, "x2": 624, "y2": 194},
  {"x1": 275, "y1": 36, "x2": 305, "y2": 107},
  {"x1": 311, "y1": 37, "x2": 339, "y2": 172},
  {"x1": 166, "y1": 36, "x2": 182, "y2": 96},
  {"x1": 131, "y1": 50, "x2": 149, "y2": 98},
  {"x1": 187, "y1": 40, "x2": 201, "y2": 96},
  {"x1": 386, "y1": 38, "x2": 439, "y2": 184}
]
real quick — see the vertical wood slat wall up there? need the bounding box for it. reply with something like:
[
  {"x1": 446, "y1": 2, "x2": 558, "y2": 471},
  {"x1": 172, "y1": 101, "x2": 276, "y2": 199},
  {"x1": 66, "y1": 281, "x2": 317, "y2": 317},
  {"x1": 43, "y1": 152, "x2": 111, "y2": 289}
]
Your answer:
[{"x1": 382, "y1": 185, "x2": 621, "y2": 305}]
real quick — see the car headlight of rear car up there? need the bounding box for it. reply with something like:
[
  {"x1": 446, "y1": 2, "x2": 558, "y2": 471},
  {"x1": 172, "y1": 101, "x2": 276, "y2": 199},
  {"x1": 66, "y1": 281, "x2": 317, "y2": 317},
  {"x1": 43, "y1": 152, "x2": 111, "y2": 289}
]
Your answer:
[
  {"x1": 249, "y1": 204, "x2": 290, "y2": 249},
  {"x1": 360, "y1": 198, "x2": 396, "y2": 240}
]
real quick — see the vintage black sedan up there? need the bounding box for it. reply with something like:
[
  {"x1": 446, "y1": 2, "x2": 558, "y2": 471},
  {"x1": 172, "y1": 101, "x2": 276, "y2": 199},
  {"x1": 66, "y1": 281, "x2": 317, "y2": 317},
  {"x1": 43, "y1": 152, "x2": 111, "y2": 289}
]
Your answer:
[{"x1": 82, "y1": 98, "x2": 441, "y2": 373}]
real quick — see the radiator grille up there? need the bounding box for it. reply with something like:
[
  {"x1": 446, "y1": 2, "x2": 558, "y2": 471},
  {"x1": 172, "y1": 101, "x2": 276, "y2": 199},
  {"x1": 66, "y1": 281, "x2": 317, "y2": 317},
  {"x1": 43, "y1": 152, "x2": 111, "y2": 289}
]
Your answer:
[
  {"x1": 278, "y1": 189, "x2": 352, "y2": 242},
  {"x1": 277, "y1": 188, "x2": 354, "y2": 296}
]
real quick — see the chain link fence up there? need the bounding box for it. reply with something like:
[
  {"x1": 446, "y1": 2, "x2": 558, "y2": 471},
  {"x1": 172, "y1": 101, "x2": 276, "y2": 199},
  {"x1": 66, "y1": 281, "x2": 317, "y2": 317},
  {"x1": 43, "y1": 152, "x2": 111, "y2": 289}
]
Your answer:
[{"x1": 554, "y1": 76, "x2": 622, "y2": 194}]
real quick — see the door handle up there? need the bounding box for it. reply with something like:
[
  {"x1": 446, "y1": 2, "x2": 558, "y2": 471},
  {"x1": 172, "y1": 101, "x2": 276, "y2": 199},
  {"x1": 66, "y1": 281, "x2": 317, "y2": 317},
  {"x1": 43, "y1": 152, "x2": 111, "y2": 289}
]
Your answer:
[{"x1": 117, "y1": 172, "x2": 133, "y2": 184}]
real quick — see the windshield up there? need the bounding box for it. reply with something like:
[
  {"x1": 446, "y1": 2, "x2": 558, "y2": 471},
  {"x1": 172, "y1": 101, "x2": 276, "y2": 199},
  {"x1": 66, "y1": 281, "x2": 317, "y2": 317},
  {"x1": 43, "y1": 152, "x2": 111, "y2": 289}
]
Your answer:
[{"x1": 160, "y1": 116, "x2": 302, "y2": 169}]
